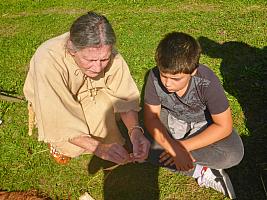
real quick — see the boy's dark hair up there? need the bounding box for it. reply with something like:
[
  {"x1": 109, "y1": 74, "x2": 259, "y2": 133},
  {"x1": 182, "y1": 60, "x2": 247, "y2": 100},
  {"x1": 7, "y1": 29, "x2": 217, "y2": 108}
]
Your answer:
[{"x1": 155, "y1": 32, "x2": 201, "y2": 74}]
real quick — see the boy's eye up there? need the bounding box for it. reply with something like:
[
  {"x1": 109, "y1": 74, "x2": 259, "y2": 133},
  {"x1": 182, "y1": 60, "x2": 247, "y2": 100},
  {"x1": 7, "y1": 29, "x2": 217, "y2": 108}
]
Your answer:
[{"x1": 172, "y1": 78, "x2": 181, "y2": 81}]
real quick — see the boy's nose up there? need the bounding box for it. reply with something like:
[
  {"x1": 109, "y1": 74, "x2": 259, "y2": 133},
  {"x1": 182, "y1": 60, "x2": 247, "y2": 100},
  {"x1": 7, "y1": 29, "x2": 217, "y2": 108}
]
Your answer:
[{"x1": 165, "y1": 78, "x2": 171, "y2": 87}]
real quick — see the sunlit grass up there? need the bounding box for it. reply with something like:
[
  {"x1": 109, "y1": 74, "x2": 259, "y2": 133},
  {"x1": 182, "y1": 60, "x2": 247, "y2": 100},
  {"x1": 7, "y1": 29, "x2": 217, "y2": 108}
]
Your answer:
[{"x1": 1, "y1": 0, "x2": 266, "y2": 199}]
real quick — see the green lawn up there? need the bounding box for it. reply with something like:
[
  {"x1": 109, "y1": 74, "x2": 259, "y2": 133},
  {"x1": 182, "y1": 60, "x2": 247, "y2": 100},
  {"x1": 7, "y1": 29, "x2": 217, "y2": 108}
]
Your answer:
[{"x1": 0, "y1": 0, "x2": 266, "y2": 199}]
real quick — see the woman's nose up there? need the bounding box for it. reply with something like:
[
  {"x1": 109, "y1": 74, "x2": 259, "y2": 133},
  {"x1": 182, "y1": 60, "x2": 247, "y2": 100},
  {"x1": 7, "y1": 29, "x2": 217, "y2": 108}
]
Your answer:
[{"x1": 93, "y1": 60, "x2": 102, "y2": 72}]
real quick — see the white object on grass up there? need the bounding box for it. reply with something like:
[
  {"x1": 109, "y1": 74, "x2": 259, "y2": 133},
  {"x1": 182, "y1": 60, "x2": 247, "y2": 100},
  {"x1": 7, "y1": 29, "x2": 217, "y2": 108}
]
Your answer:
[{"x1": 79, "y1": 192, "x2": 95, "y2": 200}]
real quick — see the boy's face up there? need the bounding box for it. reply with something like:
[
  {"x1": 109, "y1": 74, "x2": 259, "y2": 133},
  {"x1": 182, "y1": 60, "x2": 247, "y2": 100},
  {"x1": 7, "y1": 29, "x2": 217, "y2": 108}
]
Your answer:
[{"x1": 159, "y1": 71, "x2": 192, "y2": 94}]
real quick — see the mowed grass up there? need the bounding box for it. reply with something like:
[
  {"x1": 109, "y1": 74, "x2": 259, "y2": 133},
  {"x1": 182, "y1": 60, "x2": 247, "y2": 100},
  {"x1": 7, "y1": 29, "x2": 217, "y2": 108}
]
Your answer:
[{"x1": 0, "y1": 0, "x2": 266, "y2": 199}]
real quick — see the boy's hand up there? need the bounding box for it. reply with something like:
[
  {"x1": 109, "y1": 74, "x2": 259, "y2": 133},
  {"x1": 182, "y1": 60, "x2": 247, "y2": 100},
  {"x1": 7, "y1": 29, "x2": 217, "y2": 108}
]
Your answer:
[
  {"x1": 160, "y1": 141, "x2": 195, "y2": 171},
  {"x1": 159, "y1": 151, "x2": 175, "y2": 166}
]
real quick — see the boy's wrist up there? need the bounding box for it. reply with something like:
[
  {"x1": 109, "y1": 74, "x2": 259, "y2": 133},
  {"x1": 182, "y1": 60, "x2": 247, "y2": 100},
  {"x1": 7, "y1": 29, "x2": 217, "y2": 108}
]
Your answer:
[{"x1": 178, "y1": 140, "x2": 191, "y2": 151}]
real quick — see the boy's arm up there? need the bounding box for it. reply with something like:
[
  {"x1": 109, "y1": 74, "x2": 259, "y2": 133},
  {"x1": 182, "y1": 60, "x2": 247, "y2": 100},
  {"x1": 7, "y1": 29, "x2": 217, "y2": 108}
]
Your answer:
[
  {"x1": 144, "y1": 103, "x2": 194, "y2": 171},
  {"x1": 144, "y1": 103, "x2": 176, "y2": 156},
  {"x1": 180, "y1": 107, "x2": 233, "y2": 152}
]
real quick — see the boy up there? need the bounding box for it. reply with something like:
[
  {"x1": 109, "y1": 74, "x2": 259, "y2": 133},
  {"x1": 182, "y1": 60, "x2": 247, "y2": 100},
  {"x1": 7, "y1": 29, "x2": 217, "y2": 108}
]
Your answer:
[{"x1": 144, "y1": 32, "x2": 244, "y2": 199}]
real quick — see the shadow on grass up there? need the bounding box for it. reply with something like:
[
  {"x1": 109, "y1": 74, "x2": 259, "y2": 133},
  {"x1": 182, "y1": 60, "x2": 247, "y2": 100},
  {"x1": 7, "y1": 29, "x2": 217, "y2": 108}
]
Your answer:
[
  {"x1": 88, "y1": 157, "x2": 159, "y2": 200},
  {"x1": 198, "y1": 37, "x2": 267, "y2": 200},
  {"x1": 87, "y1": 114, "x2": 160, "y2": 200}
]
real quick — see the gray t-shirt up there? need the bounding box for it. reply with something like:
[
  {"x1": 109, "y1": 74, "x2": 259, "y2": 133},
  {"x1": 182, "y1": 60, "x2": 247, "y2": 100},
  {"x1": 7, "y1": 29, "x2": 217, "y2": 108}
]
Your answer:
[{"x1": 144, "y1": 64, "x2": 229, "y2": 139}]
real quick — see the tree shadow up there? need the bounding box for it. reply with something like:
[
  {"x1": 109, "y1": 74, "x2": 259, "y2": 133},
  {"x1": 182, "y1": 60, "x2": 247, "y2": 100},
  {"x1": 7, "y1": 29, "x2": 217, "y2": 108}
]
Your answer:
[{"x1": 198, "y1": 36, "x2": 267, "y2": 200}]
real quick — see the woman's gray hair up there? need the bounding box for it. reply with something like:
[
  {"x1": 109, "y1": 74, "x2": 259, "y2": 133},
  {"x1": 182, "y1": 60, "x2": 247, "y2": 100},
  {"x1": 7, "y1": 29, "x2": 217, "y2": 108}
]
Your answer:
[{"x1": 69, "y1": 11, "x2": 116, "y2": 51}]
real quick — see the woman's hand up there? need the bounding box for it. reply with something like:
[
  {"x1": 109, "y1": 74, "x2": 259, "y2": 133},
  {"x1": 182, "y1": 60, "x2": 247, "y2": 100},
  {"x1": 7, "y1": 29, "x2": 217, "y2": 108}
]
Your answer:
[
  {"x1": 94, "y1": 143, "x2": 131, "y2": 164},
  {"x1": 130, "y1": 129, "x2": 150, "y2": 162}
]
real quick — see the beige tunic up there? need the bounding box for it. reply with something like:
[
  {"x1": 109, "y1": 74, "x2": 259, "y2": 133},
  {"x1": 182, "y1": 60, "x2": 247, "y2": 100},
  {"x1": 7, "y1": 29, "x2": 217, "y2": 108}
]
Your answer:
[{"x1": 23, "y1": 32, "x2": 140, "y2": 157}]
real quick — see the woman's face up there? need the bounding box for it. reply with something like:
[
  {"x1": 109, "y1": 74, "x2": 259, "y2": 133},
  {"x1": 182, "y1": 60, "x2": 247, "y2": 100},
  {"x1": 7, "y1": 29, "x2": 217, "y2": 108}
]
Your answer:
[{"x1": 71, "y1": 45, "x2": 112, "y2": 78}]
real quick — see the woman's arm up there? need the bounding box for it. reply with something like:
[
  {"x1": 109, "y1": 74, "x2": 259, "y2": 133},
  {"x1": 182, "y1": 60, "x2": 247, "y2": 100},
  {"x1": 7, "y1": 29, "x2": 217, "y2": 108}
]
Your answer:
[
  {"x1": 120, "y1": 110, "x2": 150, "y2": 161},
  {"x1": 69, "y1": 134, "x2": 130, "y2": 164}
]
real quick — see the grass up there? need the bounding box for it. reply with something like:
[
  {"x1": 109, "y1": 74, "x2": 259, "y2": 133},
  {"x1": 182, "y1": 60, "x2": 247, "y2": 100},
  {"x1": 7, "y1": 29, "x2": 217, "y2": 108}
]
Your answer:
[{"x1": 0, "y1": 0, "x2": 266, "y2": 199}]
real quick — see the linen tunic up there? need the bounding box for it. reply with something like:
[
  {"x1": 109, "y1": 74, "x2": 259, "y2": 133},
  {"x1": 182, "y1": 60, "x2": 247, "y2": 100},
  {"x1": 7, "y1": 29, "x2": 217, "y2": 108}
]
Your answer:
[{"x1": 23, "y1": 32, "x2": 140, "y2": 156}]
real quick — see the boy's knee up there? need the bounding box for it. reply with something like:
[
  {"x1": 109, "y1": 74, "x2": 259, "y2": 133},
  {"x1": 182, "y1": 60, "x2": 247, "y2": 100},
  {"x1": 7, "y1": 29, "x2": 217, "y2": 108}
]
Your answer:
[
  {"x1": 227, "y1": 148, "x2": 244, "y2": 168},
  {"x1": 225, "y1": 136, "x2": 244, "y2": 168},
  {"x1": 218, "y1": 148, "x2": 244, "y2": 169}
]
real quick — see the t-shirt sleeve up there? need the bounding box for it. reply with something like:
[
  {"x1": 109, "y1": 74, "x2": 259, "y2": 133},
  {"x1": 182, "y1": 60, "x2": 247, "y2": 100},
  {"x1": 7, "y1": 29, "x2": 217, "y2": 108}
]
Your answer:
[
  {"x1": 144, "y1": 70, "x2": 161, "y2": 105},
  {"x1": 204, "y1": 74, "x2": 229, "y2": 115}
]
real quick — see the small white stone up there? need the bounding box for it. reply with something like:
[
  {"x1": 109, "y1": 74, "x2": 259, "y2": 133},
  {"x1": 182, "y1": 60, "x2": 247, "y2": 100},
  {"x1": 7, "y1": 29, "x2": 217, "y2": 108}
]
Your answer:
[{"x1": 79, "y1": 192, "x2": 95, "y2": 200}]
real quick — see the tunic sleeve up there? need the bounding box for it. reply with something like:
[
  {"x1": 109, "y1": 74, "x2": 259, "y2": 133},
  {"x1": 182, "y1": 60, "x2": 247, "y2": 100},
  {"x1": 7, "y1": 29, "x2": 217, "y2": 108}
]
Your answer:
[
  {"x1": 104, "y1": 54, "x2": 141, "y2": 113},
  {"x1": 23, "y1": 48, "x2": 89, "y2": 143}
]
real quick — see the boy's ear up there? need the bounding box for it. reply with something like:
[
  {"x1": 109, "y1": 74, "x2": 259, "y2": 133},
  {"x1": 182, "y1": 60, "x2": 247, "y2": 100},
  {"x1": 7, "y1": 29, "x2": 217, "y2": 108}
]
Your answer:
[{"x1": 191, "y1": 68, "x2": 197, "y2": 76}]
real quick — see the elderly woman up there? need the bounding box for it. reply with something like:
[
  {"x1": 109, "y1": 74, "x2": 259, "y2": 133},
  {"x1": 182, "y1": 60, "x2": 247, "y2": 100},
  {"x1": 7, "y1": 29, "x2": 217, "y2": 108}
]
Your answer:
[{"x1": 24, "y1": 11, "x2": 150, "y2": 165}]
